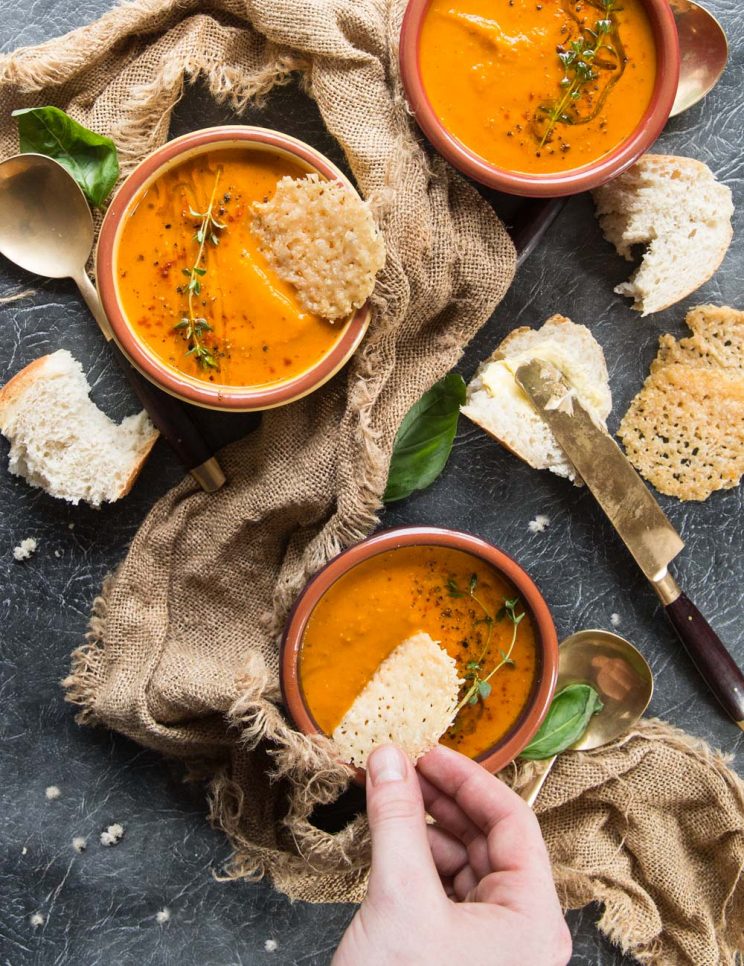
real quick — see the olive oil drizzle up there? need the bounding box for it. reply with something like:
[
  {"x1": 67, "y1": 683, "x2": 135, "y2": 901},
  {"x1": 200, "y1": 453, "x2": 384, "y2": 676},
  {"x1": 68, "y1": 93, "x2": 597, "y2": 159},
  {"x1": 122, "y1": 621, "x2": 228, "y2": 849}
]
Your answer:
[{"x1": 534, "y1": 0, "x2": 625, "y2": 151}]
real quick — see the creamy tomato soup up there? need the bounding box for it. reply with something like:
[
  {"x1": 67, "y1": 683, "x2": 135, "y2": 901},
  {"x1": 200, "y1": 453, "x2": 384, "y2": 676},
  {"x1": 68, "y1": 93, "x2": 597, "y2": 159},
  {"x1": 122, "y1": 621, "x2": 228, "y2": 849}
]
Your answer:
[
  {"x1": 419, "y1": 0, "x2": 657, "y2": 175},
  {"x1": 300, "y1": 545, "x2": 539, "y2": 759},
  {"x1": 116, "y1": 148, "x2": 345, "y2": 386}
]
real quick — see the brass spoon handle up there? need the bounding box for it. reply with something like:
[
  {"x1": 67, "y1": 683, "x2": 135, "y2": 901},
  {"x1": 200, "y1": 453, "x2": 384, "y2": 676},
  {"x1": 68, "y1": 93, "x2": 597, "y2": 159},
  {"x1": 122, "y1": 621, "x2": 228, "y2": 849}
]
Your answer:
[
  {"x1": 519, "y1": 754, "x2": 557, "y2": 808},
  {"x1": 71, "y1": 269, "x2": 114, "y2": 341}
]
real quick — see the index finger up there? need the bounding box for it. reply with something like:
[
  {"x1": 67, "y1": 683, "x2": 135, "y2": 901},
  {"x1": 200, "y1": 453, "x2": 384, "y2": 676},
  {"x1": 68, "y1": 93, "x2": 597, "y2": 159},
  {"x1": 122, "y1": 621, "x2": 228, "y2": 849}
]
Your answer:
[{"x1": 417, "y1": 744, "x2": 550, "y2": 873}]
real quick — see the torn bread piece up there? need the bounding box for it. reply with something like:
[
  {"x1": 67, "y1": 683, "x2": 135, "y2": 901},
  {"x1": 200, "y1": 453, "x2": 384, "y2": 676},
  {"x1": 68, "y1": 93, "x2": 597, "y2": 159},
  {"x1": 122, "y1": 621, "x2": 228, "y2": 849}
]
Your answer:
[
  {"x1": 462, "y1": 314, "x2": 612, "y2": 483},
  {"x1": 252, "y1": 173, "x2": 385, "y2": 321},
  {"x1": 0, "y1": 350, "x2": 157, "y2": 507},
  {"x1": 332, "y1": 631, "x2": 462, "y2": 769},
  {"x1": 593, "y1": 155, "x2": 733, "y2": 316}
]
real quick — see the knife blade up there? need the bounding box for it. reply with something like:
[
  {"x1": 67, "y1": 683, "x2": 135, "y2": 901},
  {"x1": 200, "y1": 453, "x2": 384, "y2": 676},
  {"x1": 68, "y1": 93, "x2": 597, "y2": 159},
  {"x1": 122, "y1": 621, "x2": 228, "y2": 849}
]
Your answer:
[
  {"x1": 515, "y1": 358, "x2": 744, "y2": 729},
  {"x1": 515, "y1": 360, "x2": 683, "y2": 583}
]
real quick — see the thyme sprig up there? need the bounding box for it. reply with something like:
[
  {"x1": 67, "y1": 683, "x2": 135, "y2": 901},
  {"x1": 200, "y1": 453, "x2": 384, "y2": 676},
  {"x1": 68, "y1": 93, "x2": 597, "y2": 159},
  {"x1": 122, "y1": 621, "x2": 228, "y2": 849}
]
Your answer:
[
  {"x1": 536, "y1": 0, "x2": 619, "y2": 150},
  {"x1": 447, "y1": 575, "x2": 524, "y2": 714},
  {"x1": 174, "y1": 167, "x2": 226, "y2": 369}
]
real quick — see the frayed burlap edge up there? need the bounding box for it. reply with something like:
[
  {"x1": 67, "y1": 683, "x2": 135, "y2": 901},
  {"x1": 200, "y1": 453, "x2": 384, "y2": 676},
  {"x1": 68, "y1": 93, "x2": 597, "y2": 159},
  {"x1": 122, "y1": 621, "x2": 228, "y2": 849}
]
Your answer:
[
  {"x1": 62, "y1": 573, "x2": 115, "y2": 726},
  {"x1": 65, "y1": 569, "x2": 373, "y2": 902}
]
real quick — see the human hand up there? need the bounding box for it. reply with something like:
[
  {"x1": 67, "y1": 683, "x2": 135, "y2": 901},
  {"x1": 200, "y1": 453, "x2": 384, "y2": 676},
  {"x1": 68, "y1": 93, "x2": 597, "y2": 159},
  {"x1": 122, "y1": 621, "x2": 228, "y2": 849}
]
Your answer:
[{"x1": 333, "y1": 743, "x2": 571, "y2": 966}]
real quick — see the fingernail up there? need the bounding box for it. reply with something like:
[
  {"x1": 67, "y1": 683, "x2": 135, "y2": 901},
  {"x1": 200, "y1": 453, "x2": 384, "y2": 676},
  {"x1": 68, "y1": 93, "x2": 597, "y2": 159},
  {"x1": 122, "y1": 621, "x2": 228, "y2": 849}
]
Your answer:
[{"x1": 367, "y1": 745, "x2": 406, "y2": 786}]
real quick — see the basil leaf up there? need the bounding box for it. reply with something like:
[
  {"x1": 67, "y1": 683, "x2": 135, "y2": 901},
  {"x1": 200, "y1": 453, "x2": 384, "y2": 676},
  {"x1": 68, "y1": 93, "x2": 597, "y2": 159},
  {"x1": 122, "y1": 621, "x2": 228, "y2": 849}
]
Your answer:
[
  {"x1": 383, "y1": 373, "x2": 466, "y2": 503},
  {"x1": 13, "y1": 106, "x2": 119, "y2": 207},
  {"x1": 520, "y1": 683, "x2": 604, "y2": 760}
]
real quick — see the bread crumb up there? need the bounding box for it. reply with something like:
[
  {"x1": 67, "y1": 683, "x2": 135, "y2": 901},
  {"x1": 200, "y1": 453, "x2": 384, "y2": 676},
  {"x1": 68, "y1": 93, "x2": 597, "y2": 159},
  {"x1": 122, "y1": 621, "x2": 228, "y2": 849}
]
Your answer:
[
  {"x1": 68, "y1": 522, "x2": 75, "y2": 529},
  {"x1": 13, "y1": 537, "x2": 37, "y2": 561},
  {"x1": 30, "y1": 912, "x2": 45, "y2": 928},
  {"x1": 155, "y1": 908, "x2": 170, "y2": 924},
  {"x1": 100, "y1": 823, "x2": 125, "y2": 846},
  {"x1": 528, "y1": 514, "x2": 551, "y2": 534},
  {"x1": 610, "y1": 613, "x2": 621, "y2": 627},
  {"x1": 264, "y1": 940, "x2": 278, "y2": 952},
  {"x1": 72, "y1": 836, "x2": 87, "y2": 853},
  {"x1": 45, "y1": 785, "x2": 61, "y2": 800}
]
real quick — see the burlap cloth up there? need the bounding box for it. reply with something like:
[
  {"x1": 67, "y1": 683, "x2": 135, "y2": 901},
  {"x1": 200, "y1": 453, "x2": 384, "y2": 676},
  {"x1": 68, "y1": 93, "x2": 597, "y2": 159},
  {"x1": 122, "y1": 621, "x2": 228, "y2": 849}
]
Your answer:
[{"x1": 1, "y1": 1, "x2": 742, "y2": 962}]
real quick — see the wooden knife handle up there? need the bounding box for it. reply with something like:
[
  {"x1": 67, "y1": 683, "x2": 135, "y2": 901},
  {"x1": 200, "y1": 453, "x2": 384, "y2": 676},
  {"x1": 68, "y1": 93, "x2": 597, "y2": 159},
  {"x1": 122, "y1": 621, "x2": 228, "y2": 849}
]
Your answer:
[
  {"x1": 111, "y1": 345, "x2": 226, "y2": 493},
  {"x1": 662, "y1": 584, "x2": 744, "y2": 729}
]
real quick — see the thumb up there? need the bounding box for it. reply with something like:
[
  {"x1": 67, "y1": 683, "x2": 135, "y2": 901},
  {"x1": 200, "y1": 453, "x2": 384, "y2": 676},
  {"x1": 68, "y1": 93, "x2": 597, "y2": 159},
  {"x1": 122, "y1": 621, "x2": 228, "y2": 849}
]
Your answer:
[{"x1": 365, "y1": 744, "x2": 444, "y2": 906}]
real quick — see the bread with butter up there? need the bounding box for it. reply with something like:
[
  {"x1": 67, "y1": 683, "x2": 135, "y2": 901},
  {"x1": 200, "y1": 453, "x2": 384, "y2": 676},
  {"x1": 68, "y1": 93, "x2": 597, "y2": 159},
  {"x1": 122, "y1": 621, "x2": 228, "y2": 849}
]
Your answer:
[{"x1": 462, "y1": 314, "x2": 612, "y2": 483}]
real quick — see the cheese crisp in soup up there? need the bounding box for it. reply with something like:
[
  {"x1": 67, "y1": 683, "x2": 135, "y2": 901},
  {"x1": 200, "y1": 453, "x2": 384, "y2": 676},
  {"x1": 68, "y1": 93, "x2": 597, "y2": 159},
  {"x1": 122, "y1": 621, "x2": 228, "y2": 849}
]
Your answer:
[
  {"x1": 116, "y1": 149, "x2": 345, "y2": 386},
  {"x1": 300, "y1": 546, "x2": 538, "y2": 760},
  {"x1": 419, "y1": 0, "x2": 657, "y2": 175}
]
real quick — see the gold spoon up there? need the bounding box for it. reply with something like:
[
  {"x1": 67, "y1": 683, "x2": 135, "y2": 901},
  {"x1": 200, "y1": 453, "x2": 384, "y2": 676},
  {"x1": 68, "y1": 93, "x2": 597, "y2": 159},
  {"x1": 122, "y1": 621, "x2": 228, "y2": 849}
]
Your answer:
[
  {"x1": 0, "y1": 153, "x2": 225, "y2": 492},
  {"x1": 520, "y1": 629, "x2": 654, "y2": 807},
  {"x1": 670, "y1": 0, "x2": 729, "y2": 117}
]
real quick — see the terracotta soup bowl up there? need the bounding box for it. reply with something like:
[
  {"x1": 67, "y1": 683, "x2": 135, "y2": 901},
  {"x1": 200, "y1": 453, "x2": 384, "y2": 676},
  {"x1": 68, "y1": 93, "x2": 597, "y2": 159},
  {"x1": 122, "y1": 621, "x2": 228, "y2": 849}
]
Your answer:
[
  {"x1": 97, "y1": 126, "x2": 371, "y2": 411},
  {"x1": 281, "y1": 527, "x2": 559, "y2": 774},
  {"x1": 399, "y1": 0, "x2": 680, "y2": 197}
]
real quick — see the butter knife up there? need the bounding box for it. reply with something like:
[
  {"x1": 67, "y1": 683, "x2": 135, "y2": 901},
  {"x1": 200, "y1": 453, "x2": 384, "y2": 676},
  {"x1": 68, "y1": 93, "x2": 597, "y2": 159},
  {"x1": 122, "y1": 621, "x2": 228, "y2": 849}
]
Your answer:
[{"x1": 515, "y1": 359, "x2": 744, "y2": 729}]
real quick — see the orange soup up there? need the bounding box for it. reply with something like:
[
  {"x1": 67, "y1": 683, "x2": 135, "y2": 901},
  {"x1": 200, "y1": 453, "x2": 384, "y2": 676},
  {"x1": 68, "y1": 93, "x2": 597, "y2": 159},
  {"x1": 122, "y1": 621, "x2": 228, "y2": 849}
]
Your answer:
[
  {"x1": 419, "y1": 0, "x2": 657, "y2": 174},
  {"x1": 300, "y1": 545, "x2": 538, "y2": 759},
  {"x1": 116, "y1": 149, "x2": 344, "y2": 386}
]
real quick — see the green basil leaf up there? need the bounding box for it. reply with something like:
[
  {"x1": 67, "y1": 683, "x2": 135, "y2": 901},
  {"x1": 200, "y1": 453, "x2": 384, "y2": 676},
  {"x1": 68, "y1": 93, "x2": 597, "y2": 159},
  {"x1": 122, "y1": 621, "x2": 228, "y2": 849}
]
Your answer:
[
  {"x1": 383, "y1": 373, "x2": 466, "y2": 503},
  {"x1": 520, "y1": 683, "x2": 604, "y2": 760},
  {"x1": 13, "y1": 106, "x2": 119, "y2": 207}
]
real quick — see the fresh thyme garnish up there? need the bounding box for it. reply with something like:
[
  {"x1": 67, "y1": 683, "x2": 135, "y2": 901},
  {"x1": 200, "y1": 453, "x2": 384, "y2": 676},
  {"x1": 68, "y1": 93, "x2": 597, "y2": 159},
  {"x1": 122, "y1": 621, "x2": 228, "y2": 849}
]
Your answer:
[
  {"x1": 173, "y1": 167, "x2": 226, "y2": 369},
  {"x1": 535, "y1": 0, "x2": 623, "y2": 150},
  {"x1": 447, "y1": 575, "x2": 524, "y2": 714}
]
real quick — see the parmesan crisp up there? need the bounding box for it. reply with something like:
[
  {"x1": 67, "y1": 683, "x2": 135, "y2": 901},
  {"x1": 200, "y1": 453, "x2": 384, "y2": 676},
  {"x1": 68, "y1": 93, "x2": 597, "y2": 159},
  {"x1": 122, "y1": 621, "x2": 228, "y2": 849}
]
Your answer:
[
  {"x1": 332, "y1": 631, "x2": 462, "y2": 769},
  {"x1": 252, "y1": 174, "x2": 385, "y2": 321}
]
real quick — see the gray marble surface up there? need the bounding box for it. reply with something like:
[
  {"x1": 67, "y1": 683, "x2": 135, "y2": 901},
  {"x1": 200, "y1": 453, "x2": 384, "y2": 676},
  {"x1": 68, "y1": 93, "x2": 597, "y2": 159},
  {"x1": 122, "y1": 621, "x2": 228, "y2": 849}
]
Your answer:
[{"x1": 0, "y1": 2, "x2": 741, "y2": 964}]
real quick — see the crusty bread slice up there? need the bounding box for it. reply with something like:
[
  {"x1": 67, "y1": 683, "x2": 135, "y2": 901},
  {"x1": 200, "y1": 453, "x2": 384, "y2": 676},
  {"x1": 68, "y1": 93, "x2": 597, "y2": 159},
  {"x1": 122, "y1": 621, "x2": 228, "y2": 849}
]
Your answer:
[
  {"x1": 653, "y1": 304, "x2": 744, "y2": 374},
  {"x1": 252, "y1": 173, "x2": 385, "y2": 321},
  {"x1": 592, "y1": 155, "x2": 733, "y2": 316},
  {"x1": 618, "y1": 364, "x2": 744, "y2": 501},
  {"x1": 332, "y1": 631, "x2": 462, "y2": 769},
  {"x1": 0, "y1": 350, "x2": 157, "y2": 507},
  {"x1": 462, "y1": 314, "x2": 612, "y2": 483}
]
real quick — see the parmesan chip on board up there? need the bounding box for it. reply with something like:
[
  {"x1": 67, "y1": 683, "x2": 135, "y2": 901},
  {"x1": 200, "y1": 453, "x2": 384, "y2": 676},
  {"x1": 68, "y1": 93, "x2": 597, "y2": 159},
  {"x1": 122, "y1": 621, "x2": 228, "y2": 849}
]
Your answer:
[
  {"x1": 619, "y1": 365, "x2": 744, "y2": 501},
  {"x1": 332, "y1": 632, "x2": 462, "y2": 769},
  {"x1": 619, "y1": 305, "x2": 744, "y2": 501}
]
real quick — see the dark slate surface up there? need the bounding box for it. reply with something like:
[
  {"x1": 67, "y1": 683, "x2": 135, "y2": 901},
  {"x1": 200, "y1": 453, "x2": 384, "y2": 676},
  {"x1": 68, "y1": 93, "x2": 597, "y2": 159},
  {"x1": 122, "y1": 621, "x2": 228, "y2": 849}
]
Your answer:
[{"x1": 0, "y1": 2, "x2": 741, "y2": 964}]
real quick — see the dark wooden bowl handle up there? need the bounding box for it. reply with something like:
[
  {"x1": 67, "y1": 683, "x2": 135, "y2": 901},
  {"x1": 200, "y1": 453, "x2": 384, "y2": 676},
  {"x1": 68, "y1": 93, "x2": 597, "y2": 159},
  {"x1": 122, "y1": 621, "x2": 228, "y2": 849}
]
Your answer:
[
  {"x1": 111, "y1": 345, "x2": 226, "y2": 492},
  {"x1": 511, "y1": 197, "x2": 568, "y2": 266},
  {"x1": 665, "y1": 589, "x2": 744, "y2": 728}
]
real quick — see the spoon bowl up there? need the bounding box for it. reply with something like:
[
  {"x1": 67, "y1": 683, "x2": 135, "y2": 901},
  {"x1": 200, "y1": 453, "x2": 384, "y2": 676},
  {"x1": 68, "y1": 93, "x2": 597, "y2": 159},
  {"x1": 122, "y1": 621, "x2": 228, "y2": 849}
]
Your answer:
[
  {"x1": 521, "y1": 629, "x2": 653, "y2": 806},
  {"x1": 0, "y1": 153, "x2": 95, "y2": 279},
  {"x1": 670, "y1": 0, "x2": 728, "y2": 117},
  {"x1": 553, "y1": 629, "x2": 653, "y2": 750}
]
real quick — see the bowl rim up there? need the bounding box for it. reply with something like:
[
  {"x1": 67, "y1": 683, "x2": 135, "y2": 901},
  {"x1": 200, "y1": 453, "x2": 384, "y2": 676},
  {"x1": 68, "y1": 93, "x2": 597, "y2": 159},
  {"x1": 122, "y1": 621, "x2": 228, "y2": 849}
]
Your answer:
[
  {"x1": 96, "y1": 125, "x2": 372, "y2": 412},
  {"x1": 280, "y1": 525, "x2": 559, "y2": 775},
  {"x1": 399, "y1": 0, "x2": 681, "y2": 197}
]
